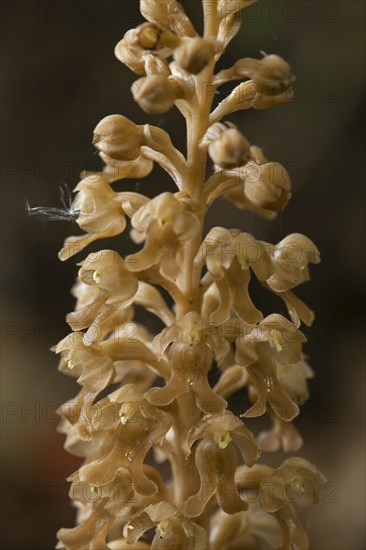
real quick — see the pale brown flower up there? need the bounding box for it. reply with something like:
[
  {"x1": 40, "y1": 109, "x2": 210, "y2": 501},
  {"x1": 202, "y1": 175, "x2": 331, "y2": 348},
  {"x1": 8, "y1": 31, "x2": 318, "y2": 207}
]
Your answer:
[
  {"x1": 187, "y1": 411, "x2": 260, "y2": 465},
  {"x1": 126, "y1": 192, "x2": 200, "y2": 278},
  {"x1": 184, "y1": 438, "x2": 250, "y2": 517},
  {"x1": 58, "y1": 175, "x2": 127, "y2": 261},
  {"x1": 155, "y1": 311, "x2": 231, "y2": 365},
  {"x1": 256, "y1": 359, "x2": 313, "y2": 452},
  {"x1": 266, "y1": 233, "x2": 321, "y2": 292},
  {"x1": 233, "y1": 54, "x2": 295, "y2": 94},
  {"x1": 207, "y1": 125, "x2": 251, "y2": 168},
  {"x1": 132, "y1": 75, "x2": 192, "y2": 114},
  {"x1": 57, "y1": 503, "x2": 113, "y2": 550},
  {"x1": 146, "y1": 338, "x2": 226, "y2": 412},
  {"x1": 75, "y1": 384, "x2": 171, "y2": 496},
  {"x1": 56, "y1": 332, "x2": 115, "y2": 392},
  {"x1": 123, "y1": 501, "x2": 207, "y2": 549},
  {"x1": 209, "y1": 506, "x2": 281, "y2": 550},
  {"x1": 68, "y1": 278, "x2": 134, "y2": 344},
  {"x1": 257, "y1": 416, "x2": 304, "y2": 453},
  {"x1": 135, "y1": 22, "x2": 180, "y2": 51},
  {"x1": 93, "y1": 115, "x2": 144, "y2": 162},
  {"x1": 235, "y1": 314, "x2": 306, "y2": 421},
  {"x1": 200, "y1": 227, "x2": 270, "y2": 324},
  {"x1": 235, "y1": 458, "x2": 325, "y2": 549},
  {"x1": 223, "y1": 161, "x2": 292, "y2": 214},
  {"x1": 66, "y1": 250, "x2": 138, "y2": 344},
  {"x1": 174, "y1": 37, "x2": 218, "y2": 74},
  {"x1": 115, "y1": 25, "x2": 172, "y2": 77}
]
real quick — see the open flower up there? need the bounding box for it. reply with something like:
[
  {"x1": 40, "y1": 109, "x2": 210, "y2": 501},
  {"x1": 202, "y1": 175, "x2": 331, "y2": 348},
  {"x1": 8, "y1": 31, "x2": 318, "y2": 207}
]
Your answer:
[
  {"x1": 183, "y1": 411, "x2": 259, "y2": 517},
  {"x1": 146, "y1": 340, "x2": 226, "y2": 412},
  {"x1": 209, "y1": 506, "x2": 281, "y2": 550},
  {"x1": 134, "y1": 22, "x2": 180, "y2": 51},
  {"x1": 126, "y1": 192, "x2": 199, "y2": 279},
  {"x1": 236, "y1": 314, "x2": 306, "y2": 367},
  {"x1": 235, "y1": 314, "x2": 306, "y2": 421},
  {"x1": 267, "y1": 233, "x2": 320, "y2": 292},
  {"x1": 56, "y1": 332, "x2": 115, "y2": 392},
  {"x1": 153, "y1": 311, "x2": 230, "y2": 365},
  {"x1": 59, "y1": 175, "x2": 128, "y2": 261},
  {"x1": 123, "y1": 501, "x2": 207, "y2": 550},
  {"x1": 115, "y1": 29, "x2": 150, "y2": 75},
  {"x1": 145, "y1": 312, "x2": 229, "y2": 410},
  {"x1": 66, "y1": 250, "x2": 138, "y2": 344},
  {"x1": 57, "y1": 503, "x2": 113, "y2": 550},
  {"x1": 200, "y1": 227, "x2": 271, "y2": 324},
  {"x1": 57, "y1": 387, "x2": 102, "y2": 457},
  {"x1": 114, "y1": 21, "x2": 175, "y2": 76},
  {"x1": 77, "y1": 384, "x2": 171, "y2": 496},
  {"x1": 257, "y1": 233, "x2": 320, "y2": 327},
  {"x1": 187, "y1": 411, "x2": 260, "y2": 465},
  {"x1": 258, "y1": 416, "x2": 303, "y2": 454},
  {"x1": 257, "y1": 360, "x2": 314, "y2": 452},
  {"x1": 56, "y1": 323, "x2": 166, "y2": 393},
  {"x1": 184, "y1": 438, "x2": 251, "y2": 517},
  {"x1": 68, "y1": 278, "x2": 134, "y2": 344},
  {"x1": 239, "y1": 457, "x2": 325, "y2": 512},
  {"x1": 235, "y1": 458, "x2": 325, "y2": 550},
  {"x1": 103, "y1": 466, "x2": 169, "y2": 519}
]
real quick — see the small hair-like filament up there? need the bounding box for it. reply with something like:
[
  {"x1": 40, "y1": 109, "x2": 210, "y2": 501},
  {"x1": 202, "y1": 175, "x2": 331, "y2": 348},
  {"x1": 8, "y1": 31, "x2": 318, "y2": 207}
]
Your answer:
[{"x1": 26, "y1": 182, "x2": 79, "y2": 222}]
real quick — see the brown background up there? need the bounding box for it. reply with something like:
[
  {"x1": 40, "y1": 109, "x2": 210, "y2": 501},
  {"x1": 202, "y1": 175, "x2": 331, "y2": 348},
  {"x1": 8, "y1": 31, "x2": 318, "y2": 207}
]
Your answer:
[{"x1": 1, "y1": 1, "x2": 365, "y2": 548}]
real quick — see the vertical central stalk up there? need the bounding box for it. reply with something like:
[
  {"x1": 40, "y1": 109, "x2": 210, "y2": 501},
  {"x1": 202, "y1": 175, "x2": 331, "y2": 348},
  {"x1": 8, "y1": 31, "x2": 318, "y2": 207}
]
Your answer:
[
  {"x1": 179, "y1": 62, "x2": 217, "y2": 316},
  {"x1": 172, "y1": 62, "x2": 216, "y2": 508}
]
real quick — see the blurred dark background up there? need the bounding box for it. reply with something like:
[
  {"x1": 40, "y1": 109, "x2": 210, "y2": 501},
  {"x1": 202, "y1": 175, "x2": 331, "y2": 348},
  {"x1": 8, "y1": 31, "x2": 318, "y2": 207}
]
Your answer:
[{"x1": 1, "y1": 1, "x2": 365, "y2": 548}]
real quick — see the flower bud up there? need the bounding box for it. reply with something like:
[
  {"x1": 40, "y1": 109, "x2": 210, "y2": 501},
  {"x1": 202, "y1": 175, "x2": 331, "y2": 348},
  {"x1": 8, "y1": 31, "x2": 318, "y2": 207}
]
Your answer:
[
  {"x1": 93, "y1": 115, "x2": 143, "y2": 161},
  {"x1": 174, "y1": 37, "x2": 217, "y2": 74},
  {"x1": 132, "y1": 75, "x2": 187, "y2": 114},
  {"x1": 253, "y1": 54, "x2": 294, "y2": 92},
  {"x1": 209, "y1": 128, "x2": 251, "y2": 168},
  {"x1": 232, "y1": 55, "x2": 295, "y2": 108},
  {"x1": 244, "y1": 161, "x2": 291, "y2": 211}
]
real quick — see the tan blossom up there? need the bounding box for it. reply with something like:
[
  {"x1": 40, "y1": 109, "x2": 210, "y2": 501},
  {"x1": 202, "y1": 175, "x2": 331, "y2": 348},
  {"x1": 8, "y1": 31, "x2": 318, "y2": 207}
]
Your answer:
[
  {"x1": 174, "y1": 37, "x2": 219, "y2": 74},
  {"x1": 200, "y1": 227, "x2": 270, "y2": 324},
  {"x1": 66, "y1": 250, "x2": 138, "y2": 344},
  {"x1": 126, "y1": 192, "x2": 200, "y2": 278},
  {"x1": 132, "y1": 74, "x2": 192, "y2": 115}
]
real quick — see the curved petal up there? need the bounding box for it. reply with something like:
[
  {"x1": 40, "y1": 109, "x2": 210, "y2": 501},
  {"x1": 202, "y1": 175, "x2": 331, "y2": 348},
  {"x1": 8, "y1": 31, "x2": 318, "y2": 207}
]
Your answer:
[
  {"x1": 145, "y1": 374, "x2": 188, "y2": 406},
  {"x1": 59, "y1": 233, "x2": 100, "y2": 262}
]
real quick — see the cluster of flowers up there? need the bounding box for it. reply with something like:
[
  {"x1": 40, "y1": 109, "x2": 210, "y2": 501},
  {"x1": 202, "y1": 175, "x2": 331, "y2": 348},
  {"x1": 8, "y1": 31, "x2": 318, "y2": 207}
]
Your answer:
[{"x1": 56, "y1": 1, "x2": 324, "y2": 549}]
